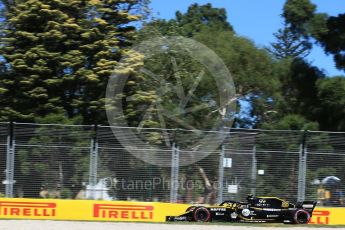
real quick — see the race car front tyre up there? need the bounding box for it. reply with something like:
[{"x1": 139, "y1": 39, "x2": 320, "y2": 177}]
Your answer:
[
  {"x1": 292, "y1": 209, "x2": 310, "y2": 224},
  {"x1": 193, "y1": 206, "x2": 211, "y2": 222}
]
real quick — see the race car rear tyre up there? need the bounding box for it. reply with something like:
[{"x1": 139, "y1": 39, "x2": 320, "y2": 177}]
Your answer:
[
  {"x1": 193, "y1": 206, "x2": 211, "y2": 222},
  {"x1": 292, "y1": 209, "x2": 310, "y2": 224}
]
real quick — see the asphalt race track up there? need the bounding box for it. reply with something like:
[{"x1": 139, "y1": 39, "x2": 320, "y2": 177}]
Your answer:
[{"x1": 0, "y1": 221, "x2": 340, "y2": 230}]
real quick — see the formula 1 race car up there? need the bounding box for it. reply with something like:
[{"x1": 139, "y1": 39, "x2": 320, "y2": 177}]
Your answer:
[{"x1": 166, "y1": 195, "x2": 316, "y2": 224}]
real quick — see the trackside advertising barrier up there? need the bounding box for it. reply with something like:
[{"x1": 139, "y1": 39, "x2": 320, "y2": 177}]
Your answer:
[
  {"x1": 0, "y1": 198, "x2": 189, "y2": 222},
  {"x1": 309, "y1": 207, "x2": 344, "y2": 225},
  {"x1": 0, "y1": 198, "x2": 344, "y2": 225}
]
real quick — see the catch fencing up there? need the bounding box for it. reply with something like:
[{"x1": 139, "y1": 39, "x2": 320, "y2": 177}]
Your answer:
[{"x1": 0, "y1": 122, "x2": 344, "y2": 207}]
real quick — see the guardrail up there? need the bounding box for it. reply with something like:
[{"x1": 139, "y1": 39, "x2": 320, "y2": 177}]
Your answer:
[
  {"x1": 0, "y1": 198, "x2": 343, "y2": 225},
  {"x1": 0, "y1": 198, "x2": 189, "y2": 222}
]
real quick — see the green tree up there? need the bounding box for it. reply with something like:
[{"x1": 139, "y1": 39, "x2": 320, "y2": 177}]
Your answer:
[
  {"x1": 262, "y1": 114, "x2": 318, "y2": 131},
  {"x1": 138, "y1": 4, "x2": 281, "y2": 129},
  {"x1": 315, "y1": 14, "x2": 345, "y2": 71},
  {"x1": 112, "y1": 4, "x2": 239, "y2": 137},
  {"x1": 174, "y1": 3, "x2": 233, "y2": 36},
  {"x1": 281, "y1": 0, "x2": 345, "y2": 131},
  {"x1": 283, "y1": 0, "x2": 316, "y2": 35},
  {"x1": 144, "y1": 3, "x2": 234, "y2": 38},
  {"x1": 267, "y1": 25, "x2": 311, "y2": 59},
  {"x1": 274, "y1": 58, "x2": 324, "y2": 119},
  {"x1": 194, "y1": 29, "x2": 281, "y2": 128},
  {"x1": 315, "y1": 77, "x2": 345, "y2": 131},
  {"x1": 127, "y1": 4, "x2": 285, "y2": 202},
  {"x1": 0, "y1": 0, "x2": 146, "y2": 124},
  {"x1": 283, "y1": 0, "x2": 345, "y2": 71}
]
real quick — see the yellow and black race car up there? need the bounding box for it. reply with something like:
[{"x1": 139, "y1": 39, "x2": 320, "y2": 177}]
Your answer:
[{"x1": 166, "y1": 195, "x2": 316, "y2": 224}]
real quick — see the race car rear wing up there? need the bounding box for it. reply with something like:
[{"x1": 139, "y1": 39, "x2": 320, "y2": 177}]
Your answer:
[{"x1": 297, "y1": 201, "x2": 317, "y2": 215}]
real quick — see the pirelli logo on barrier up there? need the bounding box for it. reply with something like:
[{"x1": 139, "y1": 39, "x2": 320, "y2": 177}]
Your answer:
[
  {"x1": 0, "y1": 201, "x2": 56, "y2": 217},
  {"x1": 309, "y1": 210, "x2": 330, "y2": 225},
  {"x1": 93, "y1": 204, "x2": 154, "y2": 220}
]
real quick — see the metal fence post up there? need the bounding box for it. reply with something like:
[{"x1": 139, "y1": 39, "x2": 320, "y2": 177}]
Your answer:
[
  {"x1": 217, "y1": 144, "x2": 225, "y2": 204},
  {"x1": 297, "y1": 131, "x2": 307, "y2": 202},
  {"x1": 170, "y1": 142, "x2": 179, "y2": 203},
  {"x1": 88, "y1": 124, "x2": 98, "y2": 199},
  {"x1": 5, "y1": 121, "x2": 15, "y2": 198},
  {"x1": 251, "y1": 144, "x2": 257, "y2": 196}
]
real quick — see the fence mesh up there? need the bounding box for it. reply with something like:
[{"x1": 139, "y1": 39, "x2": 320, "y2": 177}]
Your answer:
[
  {"x1": 306, "y1": 131, "x2": 345, "y2": 207},
  {"x1": 0, "y1": 122, "x2": 8, "y2": 196},
  {"x1": 13, "y1": 123, "x2": 92, "y2": 199},
  {"x1": 0, "y1": 122, "x2": 344, "y2": 207},
  {"x1": 97, "y1": 126, "x2": 173, "y2": 201}
]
